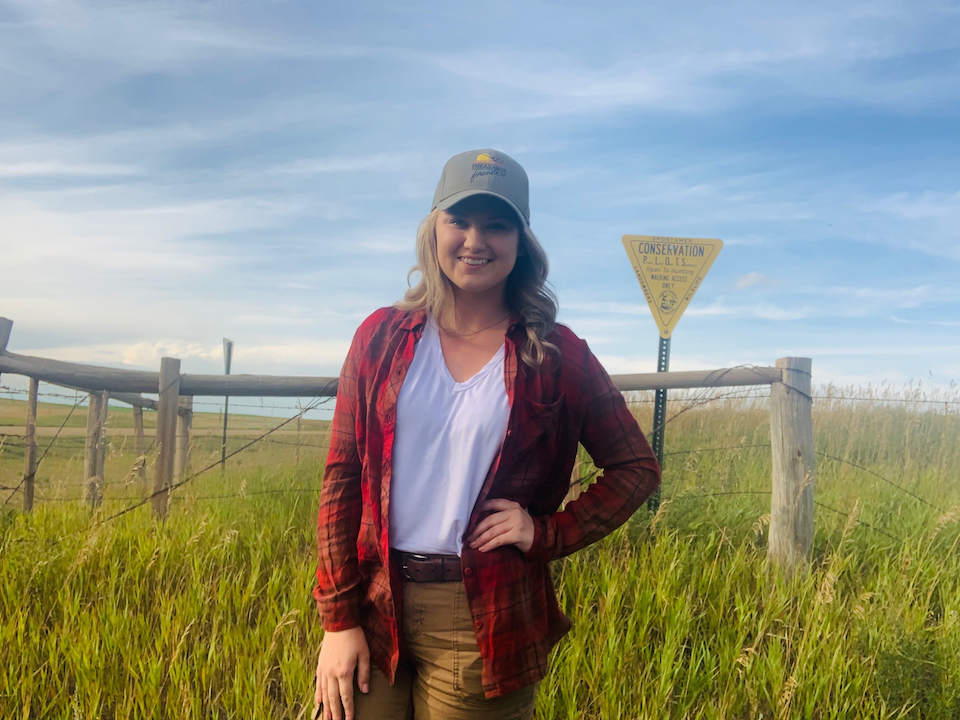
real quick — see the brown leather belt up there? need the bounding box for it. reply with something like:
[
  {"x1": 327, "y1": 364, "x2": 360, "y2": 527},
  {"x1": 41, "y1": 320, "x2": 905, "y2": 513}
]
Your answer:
[{"x1": 391, "y1": 550, "x2": 463, "y2": 582}]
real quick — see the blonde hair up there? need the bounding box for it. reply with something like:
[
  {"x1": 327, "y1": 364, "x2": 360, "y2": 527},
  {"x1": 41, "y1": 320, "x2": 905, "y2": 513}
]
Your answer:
[{"x1": 395, "y1": 209, "x2": 558, "y2": 368}]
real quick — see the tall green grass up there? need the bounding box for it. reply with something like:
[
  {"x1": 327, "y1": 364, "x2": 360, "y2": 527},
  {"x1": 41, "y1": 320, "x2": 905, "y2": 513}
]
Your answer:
[
  {"x1": 2, "y1": 386, "x2": 959, "y2": 718},
  {"x1": 1, "y1": 465, "x2": 325, "y2": 719}
]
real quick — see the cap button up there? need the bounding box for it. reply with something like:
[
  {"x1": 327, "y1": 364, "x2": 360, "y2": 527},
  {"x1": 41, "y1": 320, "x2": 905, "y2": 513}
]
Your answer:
[{"x1": 463, "y1": 567, "x2": 473, "y2": 576}]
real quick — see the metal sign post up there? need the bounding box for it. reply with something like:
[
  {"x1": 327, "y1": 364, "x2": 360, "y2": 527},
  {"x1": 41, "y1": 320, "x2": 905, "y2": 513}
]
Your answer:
[
  {"x1": 649, "y1": 336, "x2": 670, "y2": 510},
  {"x1": 621, "y1": 235, "x2": 723, "y2": 511},
  {"x1": 220, "y1": 338, "x2": 234, "y2": 471}
]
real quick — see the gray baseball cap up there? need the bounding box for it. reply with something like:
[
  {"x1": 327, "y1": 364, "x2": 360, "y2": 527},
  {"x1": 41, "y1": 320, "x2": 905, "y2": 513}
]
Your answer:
[{"x1": 432, "y1": 149, "x2": 530, "y2": 227}]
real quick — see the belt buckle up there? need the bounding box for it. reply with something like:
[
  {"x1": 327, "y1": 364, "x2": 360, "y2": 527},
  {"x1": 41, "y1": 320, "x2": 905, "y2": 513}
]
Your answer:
[{"x1": 401, "y1": 553, "x2": 430, "y2": 581}]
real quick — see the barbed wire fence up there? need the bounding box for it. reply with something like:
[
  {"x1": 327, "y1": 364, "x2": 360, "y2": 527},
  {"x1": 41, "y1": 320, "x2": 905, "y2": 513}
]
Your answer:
[
  {"x1": 2, "y1": 382, "x2": 952, "y2": 528},
  {"x1": 1, "y1": 376, "x2": 335, "y2": 521},
  {"x1": 588, "y1": 380, "x2": 957, "y2": 549},
  {"x1": 2, "y1": 390, "x2": 336, "y2": 547},
  {"x1": 2, "y1": 349, "x2": 958, "y2": 559}
]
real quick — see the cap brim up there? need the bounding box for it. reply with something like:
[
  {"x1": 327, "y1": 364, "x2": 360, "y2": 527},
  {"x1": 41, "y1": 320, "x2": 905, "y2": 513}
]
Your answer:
[{"x1": 434, "y1": 190, "x2": 529, "y2": 228}]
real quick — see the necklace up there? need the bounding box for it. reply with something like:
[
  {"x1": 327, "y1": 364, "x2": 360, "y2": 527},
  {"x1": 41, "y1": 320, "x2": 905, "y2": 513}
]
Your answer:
[{"x1": 438, "y1": 312, "x2": 512, "y2": 338}]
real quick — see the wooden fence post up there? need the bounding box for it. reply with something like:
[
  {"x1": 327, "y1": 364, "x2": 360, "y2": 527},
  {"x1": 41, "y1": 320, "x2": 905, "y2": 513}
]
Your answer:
[
  {"x1": 132, "y1": 406, "x2": 146, "y2": 485},
  {"x1": 83, "y1": 392, "x2": 105, "y2": 508},
  {"x1": 97, "y1": 391, "x2": 109, "y2": 488},
  {"x1": 22, "y1": 378, "x2": 39, "y2": 512},
  {"x1": 153, "y1": 357, "x2": 181, "y2": 518},
  {"x1": 175, "y1": 396, "x2": 193, "y2": 483},
  {"x1": 768, "y1": 357, "x2": 815, "y2": 573},
  {"x1": 0, "y1": 318, "x2": 11, "y2": 354},
  {"x1": 296, "y1": 402, "x2": 302, "y2": 465},
  {"x1": 0, "y1": 318, "x2": 11, "y2": 432}
]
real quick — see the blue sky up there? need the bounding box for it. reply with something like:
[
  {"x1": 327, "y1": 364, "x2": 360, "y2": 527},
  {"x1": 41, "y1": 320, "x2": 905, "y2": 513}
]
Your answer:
[{"x1": 2, "y1": 0, "x2": 959, "y2": 413}]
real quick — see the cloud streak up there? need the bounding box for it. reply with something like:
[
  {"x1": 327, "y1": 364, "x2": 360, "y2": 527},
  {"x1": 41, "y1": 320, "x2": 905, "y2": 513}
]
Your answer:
[{"x1": 1, "y1": 0, "x2": 957, "y2": 393}]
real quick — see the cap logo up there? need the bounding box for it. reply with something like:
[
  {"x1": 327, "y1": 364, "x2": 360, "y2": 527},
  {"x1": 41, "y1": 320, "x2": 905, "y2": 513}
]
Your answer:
[
  {"x1": 471, "y1": 153, "x2": 507, "y2": 182},
  {"x1": 475, "y1": 153, "x2": 504, "y2": 165}
]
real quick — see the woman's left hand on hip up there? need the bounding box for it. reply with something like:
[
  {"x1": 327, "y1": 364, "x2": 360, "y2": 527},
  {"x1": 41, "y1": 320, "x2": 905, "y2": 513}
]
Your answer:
[{"x1": 466, "y1": 498, "x2": 535, "y2": 554}]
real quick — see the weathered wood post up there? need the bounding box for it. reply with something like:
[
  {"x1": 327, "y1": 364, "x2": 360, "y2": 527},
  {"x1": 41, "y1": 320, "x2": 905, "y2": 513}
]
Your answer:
[
  {"x1": 22, "y1": 378, "x2": 39, "y2": 512},
  {"x1": 83, "y1": 392, "x2": 106, "y2": 508},
  {"x1": 0, "y1": 318, "x2": 11, "y2": 353},
  {"x1": 83, "y1": 393, "x2": 98, "y2": 503},
  {"x1": 296, "y1": 399, "x2": 302, "y2": 465},
  {"x1": 768, "y1": 357, "x2": 815, "y2": 573},
  {"x1": 132, "y1": 406, "x2": 147, "y2": 484},
  {"x1": 96, "y1": 392, "x2": 109, "y2": 487},
  {"x1": 175, "y1": 396, "x2": 193, "y2": 483},
  {"x1": 153, "y1": 357, "x2": 181, "y2": 518},
  {"x1": 0, "y1": 318, "x2": 11, "y2": 431}
]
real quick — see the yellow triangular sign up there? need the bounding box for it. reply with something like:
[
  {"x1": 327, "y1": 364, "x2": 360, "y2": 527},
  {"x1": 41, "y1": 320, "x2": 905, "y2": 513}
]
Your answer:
[{"x1": 622, "y1": 235, "x2": 723, "y2": 338}]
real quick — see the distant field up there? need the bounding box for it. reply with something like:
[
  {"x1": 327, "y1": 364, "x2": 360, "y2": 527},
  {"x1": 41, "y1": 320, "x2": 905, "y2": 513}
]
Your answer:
[
  {"x1": 0, "y1": 397, "x2": 331, "y2": 498},
  {"x1": 0, "y1": 397, "x2": 331, "y2": 432},
  {"x1": 2, "y1": 386, "x2": 960, "y2": 718}
]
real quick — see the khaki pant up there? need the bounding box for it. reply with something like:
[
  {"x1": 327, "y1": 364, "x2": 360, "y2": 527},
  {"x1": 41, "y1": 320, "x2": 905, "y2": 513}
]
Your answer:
[{"x1": 353, "y1": 580, "x2": 538, "y2": 720}]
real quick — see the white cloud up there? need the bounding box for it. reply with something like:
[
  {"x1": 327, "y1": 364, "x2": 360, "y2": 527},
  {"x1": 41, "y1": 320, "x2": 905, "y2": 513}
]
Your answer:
[
  {"x1": 122, "y1": 340, "x2": 222, "y2": 366},
  {"x1": 120, "y1": 339, "x2": 351, "y2": 369},
  {"x1": 418, "y1": 2, "x2": 960, "y2": 118},
  {"x1": 594, "y1": 354, "x2": 721, "y2": 375},
  {"x1": 0, "y1": 192, "x2": 306, "y2": 275},
  {"x1": 792, "y1": 344, "x2": 960, "y2": 358},
  {"x1": 2, "y1": 0, "x2": 958, "y2": 396},
  {"x1": 858, "y1": 191, "x2": 960, "y2": 260},
  {"x1": 566, "y1": 288, "x2": 951, "y2": 326},
  {"x1": 685, "y1": 302, "x2": 812, "y2": 320},
  {"x1": 723, "y1": 234, "x2": 769, "y2": 246},
  {"x1": 564, "y1": 301, "x2": 650, "y2": 315},
  {"x1": 0, "y1": 0, "x2": 377, "y2": 90},
  {"x1": 815, "y1": 285, "x2": 959, "y2": 308},
  {"x1": 875, "y1": 190, "x2": 960, "y2": 221},
  {"x1": 238, "y1": 341, "x2": 352, "y2": 368},
  {"x1": 0, "y1": 161, "x2": 141, "y2": 178},
  {"x1": 734, "y1": 272, "x2": 775, "y2": 290},
  {"x1": 751, "y1": 304, "x2": 810, "y2": 321},
  {"x1": 892, "y1": 315, "x2": 960, "y2": 328},
  {"x1": 264, "y1": 152, "x2": 424, "y2": 176}
]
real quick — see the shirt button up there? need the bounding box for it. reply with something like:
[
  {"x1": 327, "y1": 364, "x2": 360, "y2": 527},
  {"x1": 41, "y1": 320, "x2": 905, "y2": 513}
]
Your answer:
[
  {"x1": 463, "y1": 567, "x2": 473, "y2": 576},
  {"x1": 474, "y1": 620, "x2": 483, "y2": 629}
]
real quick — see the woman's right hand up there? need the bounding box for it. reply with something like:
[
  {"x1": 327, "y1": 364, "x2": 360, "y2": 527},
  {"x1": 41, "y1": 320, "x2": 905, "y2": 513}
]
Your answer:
[{"x1": 315, "y1": 626, "x2": 370, "y2": 720}]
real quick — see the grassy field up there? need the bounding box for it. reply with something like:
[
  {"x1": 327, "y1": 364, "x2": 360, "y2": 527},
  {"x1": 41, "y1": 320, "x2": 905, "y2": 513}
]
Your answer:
[{"x1": 2, "y1": 385, "x2": 960, "y2": 719}]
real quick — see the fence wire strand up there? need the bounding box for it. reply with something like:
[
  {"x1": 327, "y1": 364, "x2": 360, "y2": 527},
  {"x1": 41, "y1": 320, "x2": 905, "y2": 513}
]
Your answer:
[
  {"x1": 2, "y1": 374, "x2": 954, "y2": 554},
  {"x1": 1, "y1": 393, "x2": 84, "y2": 509},
  {"x1": 75, "y1": 389, "x2": 335, "y2": 536},
  {"x1": 814, "y1": 450, "x2": 943, "y2": 513},
  {"x1": 814, "y1": 501, "x2": 902, "y2": 543}
]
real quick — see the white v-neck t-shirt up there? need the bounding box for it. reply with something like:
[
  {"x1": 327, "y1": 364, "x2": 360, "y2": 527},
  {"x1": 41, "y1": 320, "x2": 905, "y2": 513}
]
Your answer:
[{"x1": 389, "y1": 317, "x2": 510, "y2": 556}]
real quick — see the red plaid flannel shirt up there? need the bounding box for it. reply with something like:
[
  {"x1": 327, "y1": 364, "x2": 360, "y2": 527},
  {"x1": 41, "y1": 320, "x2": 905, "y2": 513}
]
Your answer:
[{"x1": 314, "y1": 307, "x2": 660, "y2": 698}]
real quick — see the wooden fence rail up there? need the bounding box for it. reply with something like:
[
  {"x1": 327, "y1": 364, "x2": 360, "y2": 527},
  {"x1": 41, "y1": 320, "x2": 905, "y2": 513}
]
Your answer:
[
  {"x1": 0, "y1": 349, "x2": 339, "y2": 397},
  {"x1": 0, "y1": 316, "x2": 814, "y2": 572}
]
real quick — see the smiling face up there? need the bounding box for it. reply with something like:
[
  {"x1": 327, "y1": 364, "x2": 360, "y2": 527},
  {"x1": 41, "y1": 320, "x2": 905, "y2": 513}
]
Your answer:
[{"x1": 435, "y1": 194, "x2": 521, "y2": 306}]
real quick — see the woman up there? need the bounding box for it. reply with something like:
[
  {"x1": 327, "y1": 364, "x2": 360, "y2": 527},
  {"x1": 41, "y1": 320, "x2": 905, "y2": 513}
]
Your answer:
[{"x1": 314, "y1": 149, "x2": 660, "y2": 720}]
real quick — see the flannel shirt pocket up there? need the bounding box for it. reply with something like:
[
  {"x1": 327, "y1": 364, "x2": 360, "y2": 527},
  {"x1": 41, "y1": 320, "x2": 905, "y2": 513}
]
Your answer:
[{"x1": 515, "y1": 396, "x2": 564, "y2": 454}]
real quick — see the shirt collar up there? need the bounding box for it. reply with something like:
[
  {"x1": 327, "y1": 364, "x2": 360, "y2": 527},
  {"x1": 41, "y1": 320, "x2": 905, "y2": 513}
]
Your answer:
[
  {"x1": 506, "y1": 315, "x2": 525, "y2": 343},
  {"x1": 399, "y1": 309, "x2": 427, "y2": 332}
]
